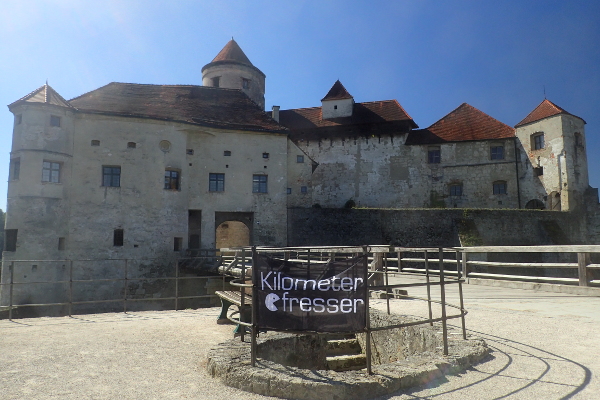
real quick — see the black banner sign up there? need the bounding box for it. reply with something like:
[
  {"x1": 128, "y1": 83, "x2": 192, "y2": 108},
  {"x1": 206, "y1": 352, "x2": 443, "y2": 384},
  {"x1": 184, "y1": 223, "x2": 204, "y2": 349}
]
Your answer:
[{"x1": 253, "y1": 253, "x2": 367, "y2": 333}]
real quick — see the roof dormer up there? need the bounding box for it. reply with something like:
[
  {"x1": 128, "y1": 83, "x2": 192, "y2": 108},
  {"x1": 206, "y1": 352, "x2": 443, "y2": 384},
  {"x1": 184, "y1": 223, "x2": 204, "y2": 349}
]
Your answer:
[{"x1": 321, "y1": 80, "x2": 354, "y2": 119}]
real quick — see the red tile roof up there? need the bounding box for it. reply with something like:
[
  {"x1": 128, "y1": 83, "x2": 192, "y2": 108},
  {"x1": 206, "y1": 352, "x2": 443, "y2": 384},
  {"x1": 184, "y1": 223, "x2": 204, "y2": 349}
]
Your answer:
[
  {"x1": 406, "y1": 103, "x2": 514, "y2": 144},
  {"x1": 279, "y1": 100, "x2": 417, "y2": 141},
  {"x1": 210, "y1": 39, "x2": 253, "y2": 66},
  {"x1": 321, "y1": 80, "x2": 353, "y2": 101},
  {"x1": 69, "y1": 83, "x2": 284, "y2": 133},
  {"x1": 515, "y1": 99, "x2": 585, "y2": 127}
]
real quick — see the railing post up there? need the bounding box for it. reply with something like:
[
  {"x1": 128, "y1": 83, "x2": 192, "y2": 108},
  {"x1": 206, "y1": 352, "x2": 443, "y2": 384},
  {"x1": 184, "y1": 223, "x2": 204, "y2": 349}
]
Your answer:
[
  {"x1": 9, "y1": 262, "x2": 14, "y2": 321},
  {"x1": 397, "y1": 251, "x2": 403, "y2": 272},
  {"x1": 123, "y1": 259, "x2": 128, "y2": 313},
  {"x1": 456, "y1": 250, "x2": 467, "y2": 340},
  {"x1": 69, "y1": 260, "x2": 73, "y2": 317},
  {"x1": 439, "y1": 248, "x2": 448, "y2": 356},
  {"x1": 577, "y1": 253, "x2": 591, "y2": 287},
  {"x1": 175, "y1": 258, "x2": 179, "y2": 311},
  {"x1": 461, "y1": 251, "x2": 468, "y2": 278},
  {"x1": 363, "y1": 245, "x2": 372, "y2": 375},
  {"x1": 240, "y1": 248, "x2": 246, "y2": 342},
  {"x1": 425, "y1": 250, "x2": 433, "y2": 326}
]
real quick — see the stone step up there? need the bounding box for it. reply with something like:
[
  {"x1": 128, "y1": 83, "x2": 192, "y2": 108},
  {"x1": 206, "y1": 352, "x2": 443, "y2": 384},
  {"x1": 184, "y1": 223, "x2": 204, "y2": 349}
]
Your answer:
[
  {"x1": 326, "y1": 338, "x2": 362, "y2": 356},
  {"x1": 326, "y1": 354, "x2": 367, "y2": 371}
]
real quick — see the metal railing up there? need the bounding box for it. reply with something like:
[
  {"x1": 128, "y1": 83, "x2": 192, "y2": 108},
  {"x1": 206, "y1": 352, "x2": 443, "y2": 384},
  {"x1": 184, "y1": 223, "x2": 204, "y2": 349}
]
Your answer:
[
  {"x1": 1, "y1": 251, "x2": 223, "y2": 320},
  {"x1": 218, "y1": 245, "x2": 468, "y2": 375},
  {"x1": 396, "y1": 245, "x2": 600, "y2": 287}
]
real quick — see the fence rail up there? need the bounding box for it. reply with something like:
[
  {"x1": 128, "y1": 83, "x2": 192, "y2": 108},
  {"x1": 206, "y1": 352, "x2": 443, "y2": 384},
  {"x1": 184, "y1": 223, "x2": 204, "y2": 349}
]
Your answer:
[{"x1": 1, "y1": 252, "x2": 224, "y2": 320}]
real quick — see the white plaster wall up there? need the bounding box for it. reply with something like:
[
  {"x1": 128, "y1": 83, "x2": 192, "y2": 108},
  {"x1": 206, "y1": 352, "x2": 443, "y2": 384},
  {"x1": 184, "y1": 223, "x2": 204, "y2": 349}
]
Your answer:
[
  {"x1": 202, "y1": 63, "x2": 265, "y2": 109},
  {"x1": 515, "y1": 114, "x2": 588, "y2": 211},
  {"x1": 321, "y1": 98, "x2": 353, "y2": 119},
  {"x1": 296, "y1": 135, "x2": 519, "y2": 209}
]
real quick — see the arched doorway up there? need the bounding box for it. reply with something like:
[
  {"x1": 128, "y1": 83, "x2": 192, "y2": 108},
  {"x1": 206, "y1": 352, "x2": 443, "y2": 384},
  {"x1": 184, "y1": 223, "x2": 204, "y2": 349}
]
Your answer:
[
  {"x1": 216, "y1": 221, "x2": 250, "y2": 249},
  {"x1": 525, "y1": 199, "x2": 545, "y2": 210}
]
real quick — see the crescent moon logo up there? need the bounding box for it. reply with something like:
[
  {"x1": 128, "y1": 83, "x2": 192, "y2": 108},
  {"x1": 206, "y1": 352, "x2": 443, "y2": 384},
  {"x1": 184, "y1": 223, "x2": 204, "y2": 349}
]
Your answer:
[{"x1": 265, "y1": 293, "x2": 280, "y2": 312}]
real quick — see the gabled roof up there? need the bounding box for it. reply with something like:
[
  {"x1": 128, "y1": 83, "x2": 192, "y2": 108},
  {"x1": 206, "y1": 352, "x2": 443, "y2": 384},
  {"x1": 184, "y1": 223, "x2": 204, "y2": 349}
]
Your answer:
[
  {"x1": 321, "y1": 80, "x2": 353, "y2": 101},
  {"x1": 69, "y1": 82, "x2": 284, "y2": 133},
  {"x1": 515, "y1": 99, "x2": 585, "y2": 127},
  {"x1": 9, "y1": 84, "x2": 73, "y2": 109},
  {"x1": 405, "y1": 103, "x2": 514, "y2": 145},
  {"x1": 278, "y1": 100, "x2": 417, "y2": 141}
]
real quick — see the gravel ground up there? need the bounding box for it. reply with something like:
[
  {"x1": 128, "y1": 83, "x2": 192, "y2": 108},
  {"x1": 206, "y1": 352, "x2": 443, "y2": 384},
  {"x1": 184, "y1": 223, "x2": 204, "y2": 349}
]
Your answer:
[{"x1": 1, "y1": 276, "x2": 599, "y2": 400}]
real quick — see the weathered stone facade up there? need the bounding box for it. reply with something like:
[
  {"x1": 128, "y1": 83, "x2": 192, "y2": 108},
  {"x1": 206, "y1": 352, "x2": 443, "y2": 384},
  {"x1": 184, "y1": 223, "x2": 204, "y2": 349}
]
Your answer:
[{"x1": 2, "y1": 39, "x2": 599, "y2": 307}]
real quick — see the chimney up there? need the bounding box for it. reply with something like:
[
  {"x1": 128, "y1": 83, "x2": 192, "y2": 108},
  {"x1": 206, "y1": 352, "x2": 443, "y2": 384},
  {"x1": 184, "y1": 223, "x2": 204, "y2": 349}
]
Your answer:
[{"x1": 272, "y1": 105, "x2": 280, "y2": 123}]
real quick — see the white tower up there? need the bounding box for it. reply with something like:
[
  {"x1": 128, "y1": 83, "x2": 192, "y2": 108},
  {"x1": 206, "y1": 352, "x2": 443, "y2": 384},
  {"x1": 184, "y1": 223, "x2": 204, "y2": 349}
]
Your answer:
[{"x1": 202, "y1": 39, "x2": 266, "y2": 109}]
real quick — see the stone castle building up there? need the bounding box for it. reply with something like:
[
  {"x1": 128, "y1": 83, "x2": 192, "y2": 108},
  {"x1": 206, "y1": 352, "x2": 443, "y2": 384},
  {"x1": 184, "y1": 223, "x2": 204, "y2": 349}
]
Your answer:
[{"x1": 2, "y1": 39, "x2": 596, "y2": 278}]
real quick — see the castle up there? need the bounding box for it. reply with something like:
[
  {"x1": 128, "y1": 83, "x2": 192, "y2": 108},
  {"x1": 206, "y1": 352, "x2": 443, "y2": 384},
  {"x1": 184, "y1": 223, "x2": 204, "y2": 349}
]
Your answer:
[{"x1": 2, "y1": 39, "x2": 595, "y2": 268}]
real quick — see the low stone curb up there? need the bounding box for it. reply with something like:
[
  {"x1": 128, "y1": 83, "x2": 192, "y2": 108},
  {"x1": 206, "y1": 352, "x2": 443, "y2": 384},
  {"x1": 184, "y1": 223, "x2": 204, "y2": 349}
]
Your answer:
[{"x1": 207, "y1": 321, "x2": 489, "y2": 399}]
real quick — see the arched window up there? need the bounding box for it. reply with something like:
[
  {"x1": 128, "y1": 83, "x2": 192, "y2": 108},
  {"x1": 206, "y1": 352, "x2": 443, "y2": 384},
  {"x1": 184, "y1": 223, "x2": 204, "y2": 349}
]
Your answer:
[{"x1": 525, "y1": 199, "x2": 545, "y2": 210}]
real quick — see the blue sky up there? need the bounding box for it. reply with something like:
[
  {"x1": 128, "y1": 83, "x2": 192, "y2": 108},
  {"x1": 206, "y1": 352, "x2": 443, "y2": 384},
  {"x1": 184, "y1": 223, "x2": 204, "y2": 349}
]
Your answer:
[{"x1": 1, "y1": 0, "x2": 599, "y2": 211}]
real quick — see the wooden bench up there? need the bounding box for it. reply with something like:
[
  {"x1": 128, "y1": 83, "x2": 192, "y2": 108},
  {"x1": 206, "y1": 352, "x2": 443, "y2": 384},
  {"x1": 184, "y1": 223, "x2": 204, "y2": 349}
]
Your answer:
[{"x1": 215, "y1": 290, "x2": 253, "y2": 332}]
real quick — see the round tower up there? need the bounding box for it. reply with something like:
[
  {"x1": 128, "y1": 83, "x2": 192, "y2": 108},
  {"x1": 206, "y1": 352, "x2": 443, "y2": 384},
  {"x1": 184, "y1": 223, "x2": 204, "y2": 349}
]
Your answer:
[{"x1": 202, "y1": 39, "x2": 266, "y2": 109}]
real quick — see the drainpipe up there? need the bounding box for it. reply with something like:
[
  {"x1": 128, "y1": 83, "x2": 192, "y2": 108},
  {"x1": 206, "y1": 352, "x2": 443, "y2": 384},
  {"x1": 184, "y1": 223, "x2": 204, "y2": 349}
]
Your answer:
[{"x1": 513, "y1": 139, "x2": 521, "y2": 208}]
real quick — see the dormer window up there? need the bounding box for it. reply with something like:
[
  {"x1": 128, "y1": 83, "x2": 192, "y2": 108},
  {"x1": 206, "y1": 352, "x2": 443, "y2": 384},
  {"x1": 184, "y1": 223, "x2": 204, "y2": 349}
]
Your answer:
[{"x1": 211, "y1": 77, "x2": 220, "y2": 87}]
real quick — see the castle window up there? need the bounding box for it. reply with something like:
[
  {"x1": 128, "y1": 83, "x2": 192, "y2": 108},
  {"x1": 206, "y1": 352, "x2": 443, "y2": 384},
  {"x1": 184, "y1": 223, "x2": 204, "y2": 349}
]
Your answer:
[
  {"x1": 287, "y1": 188, "x2": 292, "y2": 194},
  {"x1": 42, "y1": 161, "x2": 60, "y2": 183},
  {"x1": 493, "y1": 181, "x2": 507, "y2": 195},
  {"x1": 253, "y1": 174, "x2": 268, "y2": 193},
  {"x1": 103, "y1": 166, "x2": 121, "y2": 187},
  {"x1": 224, "y1": 150, "x2": 231, "y2": 156},
  {"x1": 186, "y1": 149, "x2": 194, "y2": 155},
  {"x1": 490, "y1": 145, "x2": 504, "y2": 160},
  {"x1": 301, "y1": 186, "x2": 308, "y2": 194},
  {"x1": 449, "y1": 184, "x2": 463, "y2": 196},
  {"x1": 58, "y1": 237, "x2": 65, "y2": 251},
  {"x1": 428, "y1": 147, "x2": 441, "y2": 164},
  {"x1": 263, "y1": 152, "x2": 269, "y2": 159},
  {"x1": 9, "y1": 158, "x2": 20, "y2": 180},
  {"x1": 113, "y1": 229, "x2": 124, "y2": 247},
  {"x1": 532, "y1": 133, "x2": 545, "y2": 150},
  {"x1": 297, "y1": 155, "x2": 304, "y2": 163},
  {"x1": 50, "y1": 115, "x2": 61, "y2": 127},
  {"x1": 209, "y1": 173, "x2": 225, "y2": 192},
  {"x1": 164, "y1": 170, "x2": 180, "y2": 190},
  {"x1": 242, "y1": 78, "x2": 251, "y2": 89},
  {"x1": 334, "y1": 105, "x2": 338, "y2": 110},
  {"x1": 16, "y1": 114, "x2": 22, "y2": 125},
  {"x1": 174, "y1": 237, "x2": 183, "y2": 252},
  {"x1": 212, "y1": 77, "x2": 220, "y2": 87},
  {"x1": 127, "y1": 142, "x2": 136, "y2": 149},
  {"x1": 91, "y1": 140, "x2": 100, "y2": 146},
  {"x1": 4, "y1": 229, "x2": 17, "y2": 251}
]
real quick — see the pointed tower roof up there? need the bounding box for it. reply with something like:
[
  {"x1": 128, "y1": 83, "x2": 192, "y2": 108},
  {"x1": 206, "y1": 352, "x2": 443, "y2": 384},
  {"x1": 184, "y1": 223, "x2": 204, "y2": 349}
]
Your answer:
[
  {"x1": 321, "y1": 80, "x2": 353, "y2": 101},
  {"x1": 515, "y1": 99, "x2": 585, "y2": 127},
  {"x1": 201, "y1": 39, "x2": 264, "y2": 77},
  {"x1": 9, "y1": 84, "x2": 73, "y2": 109},
  {"x1": 211, "y1": 38, "x2": 253, "y2": 65},
  {"x1": 406, "y1": 103, "x2": 514, "y2": 144}
]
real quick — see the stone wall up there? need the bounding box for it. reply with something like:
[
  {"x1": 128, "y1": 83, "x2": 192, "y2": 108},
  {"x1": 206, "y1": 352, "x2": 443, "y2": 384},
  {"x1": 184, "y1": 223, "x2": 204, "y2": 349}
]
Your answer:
[{"x1": 287, "y1": 207, "x2": 592, "y2": 247}]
